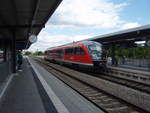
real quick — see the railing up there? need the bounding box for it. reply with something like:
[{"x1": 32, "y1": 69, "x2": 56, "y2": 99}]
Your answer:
[
  {"x1": 107, "y1": 57, "x2": 150, "y2": 71},
  {"x1": 119, "y1": 58, "x2": 150, "y2": 67}
]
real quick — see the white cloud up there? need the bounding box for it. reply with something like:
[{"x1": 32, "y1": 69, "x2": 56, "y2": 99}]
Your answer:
[
  {"x1": 121, "y1": 22, "x2": 140, "y2": 29},
  {"x1": 28, "y1": 0, "x2": 129, "y2": 52},
  {"x1": 49, "y1": 0, "x2": 127, "y2": 29}
]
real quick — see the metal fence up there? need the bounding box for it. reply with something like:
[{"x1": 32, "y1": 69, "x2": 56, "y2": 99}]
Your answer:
[
  {"x1": 107, "y1": 57, "x2": 150, "y2": 71},
  {"x1": 119, "y1": 58, "x2": 150, "y2": 67}
]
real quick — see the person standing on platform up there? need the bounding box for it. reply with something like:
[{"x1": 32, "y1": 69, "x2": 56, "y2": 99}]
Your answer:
[{"x1": 16, "y1": 50, "x2": 23, "y2": 71}]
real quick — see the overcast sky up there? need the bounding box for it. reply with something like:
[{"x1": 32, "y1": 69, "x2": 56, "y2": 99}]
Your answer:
[{"x1": 28, "y1": 0, "x2": 150, "y2": 52}]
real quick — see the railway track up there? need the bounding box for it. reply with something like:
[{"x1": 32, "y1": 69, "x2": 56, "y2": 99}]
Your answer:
[
  {"x1": 83, "y1": 70, "x2": 150, "y2": 94},
  {"x1": 105, "y1": 66, "x2": 150, "y2": 85},
  {"x1": 33, "y1": 57, "x2": 148, "y2": 113},
  {"x1": 53, "y1": 61, "x2": 150, "y2": 95}
]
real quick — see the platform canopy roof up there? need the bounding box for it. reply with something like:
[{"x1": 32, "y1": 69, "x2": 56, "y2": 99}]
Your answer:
[
  {"x1": 0, "y1": 0, "x2": 62, "y2": 49},
  {"x1": 89, "y1": 24, "x2": 150, "y2": 45}
]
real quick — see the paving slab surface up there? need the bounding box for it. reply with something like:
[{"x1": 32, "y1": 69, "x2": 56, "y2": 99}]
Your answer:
[{"x1": 0, "y1": 59, "x2": 57, "y2": 113}]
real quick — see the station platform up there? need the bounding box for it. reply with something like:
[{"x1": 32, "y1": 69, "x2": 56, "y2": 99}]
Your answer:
[
  {"x1": 0, "y1": 57, "x2": 104, "y2": 113},
  {"x1": 118, "y1": 64, "x2": 150, "y2": 72}
]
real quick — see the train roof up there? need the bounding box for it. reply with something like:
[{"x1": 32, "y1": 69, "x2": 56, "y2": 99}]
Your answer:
[
  {"x1": 46, "y1": 41, "x2": 102, "y2": 51},
  {"x1": 46, "y1": 41, "x2": 83, "y2": 51}
]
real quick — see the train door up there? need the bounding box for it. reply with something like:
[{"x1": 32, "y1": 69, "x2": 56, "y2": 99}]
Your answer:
[
  {"x1": 74, "y1": 46, "x2": 86, "y2": 63},
  {"x1": 64, "y1": 47, "x2": 75, "y2": 62}
]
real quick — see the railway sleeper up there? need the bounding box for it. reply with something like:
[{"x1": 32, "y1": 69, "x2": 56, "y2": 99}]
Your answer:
[
  {"x1": 106, "y1": 106, "x2": 128, "y2": 112},
  {"x1": 99, "y1": 103, "x2": 127, "y2": 109}
]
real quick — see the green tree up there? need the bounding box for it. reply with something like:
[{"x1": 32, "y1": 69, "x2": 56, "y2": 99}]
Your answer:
[
  {"x1": 25, "y1": 51, "x2": 32, "y2": 56},
  {"x1": 33, "y1": 51, "x2": 44, "y2": 56}
]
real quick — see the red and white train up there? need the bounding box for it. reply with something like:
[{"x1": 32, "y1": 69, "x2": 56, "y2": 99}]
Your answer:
[{"x1": 44, "y1": 41, "x2": 106, "y2": 68}]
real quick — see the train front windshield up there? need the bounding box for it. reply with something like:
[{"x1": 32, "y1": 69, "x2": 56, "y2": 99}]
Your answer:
[
  {"x1": 88, "y1": 44, "x2": 102, "y2": 60},
  {"x1": 88, "y1": 45, "x2": 102, "y2": 52}
]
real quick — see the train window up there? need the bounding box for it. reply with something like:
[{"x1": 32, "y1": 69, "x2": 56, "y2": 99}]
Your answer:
[
  {"x1": 47, "y1": 50, "x2": 55, "y2": 56},
  {"x1": 65, "y1": 48, "x2": 68, "y2": 55},
  {"x1": 71, "y1": 48, "x2": 74, "y2": 54},
  {"x1": 65, "y1": 48, "x2": 74, "y2": 55},
  {"x1": 75, "y1": 47, "x2": 85, "y2": 55},
  {"x1": 57, "y1": 49, "x2": 63, "y2": 54},
  {"x1": 56, "y1": 49, "x2": 63, "y2": 58},
  {"x1": 67, "y1": 48, "x2": 71, "y2": 54},
  {"x1": 88, "y1": 45, "x2": 102, "y2": 52},
  {"x1": 65, "y1": 48, "x2": 69, "y2": 55}
]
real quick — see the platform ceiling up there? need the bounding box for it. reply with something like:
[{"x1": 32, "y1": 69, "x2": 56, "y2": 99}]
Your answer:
[
  {"x1": 0, "y1": 0, "x2": 62, "y2": 49},
  {"x1": 89, "y1": 24, "x2": 150, "y2": 45}
]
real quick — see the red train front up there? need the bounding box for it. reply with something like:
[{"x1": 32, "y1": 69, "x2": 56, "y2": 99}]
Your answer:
[{"x1": 44, "y1": 41, "x2": 106, "y2": 68}]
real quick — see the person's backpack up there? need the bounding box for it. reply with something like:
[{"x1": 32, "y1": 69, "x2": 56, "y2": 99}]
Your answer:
[{"x1": 17, "y1": 54, "x2": 23, "y2": 61}]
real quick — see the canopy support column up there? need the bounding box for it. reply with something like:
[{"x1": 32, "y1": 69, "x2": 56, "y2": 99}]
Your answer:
[
  {"x1": 12, "y1": 31, "x2": 16, "y2": 73},
  {"x1": 111, "y1": 44, "x2": 115, "y2": 66},
  {"x1": 3, "y1": 40, "x2": 7, "y2": 62}
]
